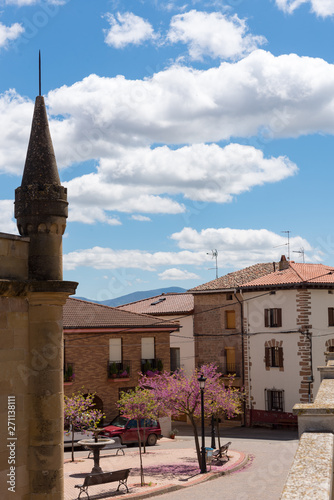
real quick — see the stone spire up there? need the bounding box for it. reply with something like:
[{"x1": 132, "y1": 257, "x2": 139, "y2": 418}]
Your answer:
[{"x1": 15, "y1": 95, "x2": 68, "y2": 280}]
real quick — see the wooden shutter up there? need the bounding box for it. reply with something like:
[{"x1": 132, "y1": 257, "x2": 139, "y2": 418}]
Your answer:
[
  {"x1": 276, "y1": 309, "x2": 282, "y2": 327},
  {"x1": 264, "y1": 309, "x2": 269, "y2": 327},
  {"x1": 265, "y1": 347, "x2": 270, "y2": 367},
  {"x1": 329, "y1": 308, "x2": 334, "y2": 327},
  {"x1": 226, "y1": 310, "x2": 236, "y2": 329},
  {"x1": 278, "y1": 347, "x2": 283, "y2": 368}
]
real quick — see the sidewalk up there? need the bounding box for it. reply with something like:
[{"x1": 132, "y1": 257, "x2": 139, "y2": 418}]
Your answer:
[{"x1": 64, "y1": 438, "x2": 250, "y2": 500}]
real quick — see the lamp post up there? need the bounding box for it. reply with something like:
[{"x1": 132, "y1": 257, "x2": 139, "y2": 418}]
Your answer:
[
  {"x1": 211, "y1": 414, "x2": 216, "y2": 449},
  {"x1": 198, "y1": 374, "x2": 207, "y2": 473}
]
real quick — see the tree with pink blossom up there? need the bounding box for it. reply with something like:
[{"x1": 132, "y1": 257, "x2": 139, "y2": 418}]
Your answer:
[
  {"x1": 64, "y1": 390, "x2": 104, "y2": 462},
  {"x1": 139, "y1": 364, "x2": 242, "y2": 468},
  {"x1": 118, "y1": 387, "x2": 159, "y2": 486}
]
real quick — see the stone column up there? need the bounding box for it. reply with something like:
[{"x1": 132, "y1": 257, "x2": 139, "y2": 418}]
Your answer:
[{"x1": 26, "y1": 284, "x2": 76, "y2": 500}]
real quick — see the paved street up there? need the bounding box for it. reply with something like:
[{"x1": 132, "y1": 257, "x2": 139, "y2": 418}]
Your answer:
[
  {"x1": 155, "y1": 424, "x2": 299, "y2": 500},
  {"x1": 65, "y1": 423, "x2": 299, "y2": 500}
]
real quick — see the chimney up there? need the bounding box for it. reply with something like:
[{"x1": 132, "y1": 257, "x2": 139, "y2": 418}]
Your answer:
[{"x1": 279, "y1": 255, "x2": 289, "y2": 271}]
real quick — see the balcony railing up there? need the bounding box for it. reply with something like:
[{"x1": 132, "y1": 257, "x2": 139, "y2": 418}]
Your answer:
[
  {"x1": 64, "y1": 362, "x2": 75, "y2": 383},
  {"x1": 141, "y1": 358, "x2": 163, "y2": 375},
  {"x1": 108, "y1": 361, "x2": 131, "y2": 379},
  {"x1": 220, "y1": 363, "x2": 241, "y2": 377}
]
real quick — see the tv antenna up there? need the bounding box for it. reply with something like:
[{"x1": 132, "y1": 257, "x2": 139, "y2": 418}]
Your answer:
[
  {"x1": 207, "y1": 249, "x2": 218, "y2": 279},
  {"x1": 293, "y1": 248, "x2": 305, "y2": 263},
  {"x1": 274, "y1": 230, "x2": 291, "y2": 260}
]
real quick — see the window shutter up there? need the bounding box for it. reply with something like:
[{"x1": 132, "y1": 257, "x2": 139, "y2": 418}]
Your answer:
[
  {"x1": 142, "y1": 337, "x2": 155, "y2": 359},
  {"x1": 278, "y1": 347, "x2": 283, "y2": 368},
  {"x1": 329, "y1": 308, "x2": 334, "y2": 327},
  {"x1": 264, "y1": 309, "x2": 269, "y2": 327},
  {"x1": 265, "y1": 347, "x2": 270, "y2": 367},
  {"x1": 109, "y1": 338, "x2": 122, "y2": 362},
  {"x1": 277, "y1": 309, "x2": 282, "y2": 327}
]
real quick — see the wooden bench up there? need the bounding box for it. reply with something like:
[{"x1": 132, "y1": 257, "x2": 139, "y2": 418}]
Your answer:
[
  {"x1": 75, "y1": 468, "x2": 131, "y2": 499},
  {"x1": 211, "y1": 441, "x2": 232, "y2": 465}
]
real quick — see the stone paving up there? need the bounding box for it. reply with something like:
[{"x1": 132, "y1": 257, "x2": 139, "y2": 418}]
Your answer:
[{"x1": 64, "y1": 439, "x2": 249, "y2": 500}]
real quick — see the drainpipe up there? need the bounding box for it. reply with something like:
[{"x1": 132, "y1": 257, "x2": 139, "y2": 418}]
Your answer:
[{"x1": 234, "y1": 289, "x2": 246, "y2": 426}]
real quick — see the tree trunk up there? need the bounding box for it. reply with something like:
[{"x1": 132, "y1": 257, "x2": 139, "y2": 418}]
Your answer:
[
  {"x1": 137, "y1": 421, "x2": 145, "y2": 486},
  {"x1": 189, "y1": 414, "x2": 201, "y2": 468},
  {"x1": 71, "y1": 426, "x2": 75, "y2": 462},
  {"x1": 216, "y1": 418, "x2": 221, "y2": 449}
]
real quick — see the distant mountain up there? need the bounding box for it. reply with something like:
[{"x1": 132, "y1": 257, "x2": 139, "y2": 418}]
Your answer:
[{"x1": 75, "y1": 287, "x2": 187, "y2": 307}]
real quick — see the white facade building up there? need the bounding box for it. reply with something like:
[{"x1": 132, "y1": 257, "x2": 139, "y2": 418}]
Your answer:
[{"x1": 240, "y1": 257, "x2": 334, "y2": 425}]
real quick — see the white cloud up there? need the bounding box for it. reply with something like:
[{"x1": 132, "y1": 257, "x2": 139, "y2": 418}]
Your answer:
[
  {"x1": 276, "y1": 0, "x2": 334, "y2": 16},
  {"x1": 44, "y1": 51, "x2": 334, "y2": 158},
  {"x1": 158, "y1": 268, "x2": 200, "y2": 280},
  {"x1": 0, "y1": 91, "x2": 34, "y2": 175},
  {"x1": 0, "y1": 200, "x2": 18, "y2": 234},
  {"x1": 131, "y1": 215, "x2": 151, "y2": 221},
  {"x1": 68, "y1": 206, "x2": 121, "y2": 226},
  {"x1": 64, "y1": 247, "x2": 206, "y2": 271},
  {"x1": 64, "y1": 143, "x2": 296, "y2": 222},
  {"x1": 0, "y1": 21, "x2": 24, "y2": 48},
  {"x1": 171, "y1": 227, "x2": 320, "y2": 265},
  {"x1": 4, "y1": 50, "x2": 334, "y2": 179},
  {"x1": 167, "y1": 10, "x2": 265, "y2": 60},
  {"x1": 104, "y1": 12, "x2": 156, "y2": 48},
  {"x1": 63, "y1": 227, "x2": 321, "y2": 273}
]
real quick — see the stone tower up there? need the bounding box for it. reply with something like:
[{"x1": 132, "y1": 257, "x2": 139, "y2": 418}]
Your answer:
[
  {"x1": 15, "y1": 95, "x2": 68, "y2": 281},
  {"x1": 0, "y1": 90, "x2": 77, "y2": 498}
]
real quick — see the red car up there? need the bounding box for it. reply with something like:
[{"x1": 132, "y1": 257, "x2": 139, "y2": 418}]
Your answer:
[{"x1": 100, "y1": 416, "x2": 162, "y2": 446}]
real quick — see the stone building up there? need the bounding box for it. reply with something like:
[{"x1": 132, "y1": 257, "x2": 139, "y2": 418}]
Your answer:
[
  {"x1": 63, "y1": 297, "x2": 180, "y2": 423},
  {"x1": 0, "y1": 94, "x2": 77, "y2": 498},
  {"x1": 189, "y1": 262, "x2": 276, "y2": 391}
]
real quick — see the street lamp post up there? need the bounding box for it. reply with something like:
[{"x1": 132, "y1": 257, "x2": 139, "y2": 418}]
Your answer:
[
  {"x1": 198, "y1": 374, "x2": 207, "y2": 473},
  {"x1": 211, "y1": 414, "x2": 216, "y2": 449}
]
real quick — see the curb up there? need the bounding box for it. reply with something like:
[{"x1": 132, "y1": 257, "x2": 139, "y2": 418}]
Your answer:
[{"x1": 109, "y1": 452, "x2": 250, "y2": 500}]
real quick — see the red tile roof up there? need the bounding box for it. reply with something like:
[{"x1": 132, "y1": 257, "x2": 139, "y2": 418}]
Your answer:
[
  {"x1": 63, "y1": 298, "x2": 179, "y2": 330},
  {"x1": 118, "y1": 293, "x2": 194, "y2": 316},
  {"x1": 240, "y1": 262, "x2": 334, "y2": 288},
  {"x1": 189, "y1": 262, "x2": 277, "y2": 292}
]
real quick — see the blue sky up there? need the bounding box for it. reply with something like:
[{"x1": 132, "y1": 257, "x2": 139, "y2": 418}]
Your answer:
[{"x1": 1, "y1": 0, "x2": 334, "y2": 301}]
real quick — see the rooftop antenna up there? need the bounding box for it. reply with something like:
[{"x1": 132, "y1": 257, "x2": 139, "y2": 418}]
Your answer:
[
  {"x1": 281, "y1": 231, "x2": 291, "y2": 260},
  {"x1": 274, "y1": 230, "x2": 291, "y2": 260},
  {"x1": 207, "y1": 249, "x2": 218, "y2": 279},
  {"x1": 39, "y1": 50, "x2": 41, "y2": 96},
  {"x1": 293, "y1": 248, "x2": 305, "y2": 263}
]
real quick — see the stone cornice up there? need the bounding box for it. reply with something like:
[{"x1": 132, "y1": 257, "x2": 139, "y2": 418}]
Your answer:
[{"x1": 0, "y1": 279, "x2": 78, "y2": 297}]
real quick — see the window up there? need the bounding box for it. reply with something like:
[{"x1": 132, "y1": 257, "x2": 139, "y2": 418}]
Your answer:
[
  {"x1": 141, "y1": 337, "x2": 155, "y2": 359},
  {"x1": 170, "y1": 347, "x2": 180, "y2": 372},
  {"x1": 329, "y1": 308, "x2": 334, "y2": 326},
  {"x1": 226, "y1": 310, "x2": 236, "y2": 329},
  {"x1": 226, "y1": 293, "x2": 233, "y2": 301},
  {"x1": 265, "y1": 346, "x2": 283, "y2": 368},
  {"x1": 109, "y1": 338, "x2": 122, "y2": 362},
  {"x1": 266, "y1": 389, "x2": 284, "y2": 412},
  {"x1": 264, "y1": 308, "x2": 282, "y2": 327}
]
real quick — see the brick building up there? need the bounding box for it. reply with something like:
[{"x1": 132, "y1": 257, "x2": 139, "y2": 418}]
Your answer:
[
  {"x1": 118, "y1": 293, "x2": 195, "y2": 376},
  {"x1": 63, "y1": 298, "x2": 179, "y2": 421}
]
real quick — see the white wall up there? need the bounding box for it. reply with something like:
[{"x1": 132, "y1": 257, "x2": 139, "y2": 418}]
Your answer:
[
  {"x1": 156, "y1": 314, "x2": 195, "y2": 376},
  {"x1": 311, "y1": 289, "x2": 334, "y2": 394},
  {"x1": 245, "y1": 290, "x2": 301, "y2": 413}
]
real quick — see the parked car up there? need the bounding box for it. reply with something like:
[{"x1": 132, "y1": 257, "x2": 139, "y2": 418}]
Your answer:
[
  {"x1": 64, "y1": 428, "x2": 93, "y2": 448},
  {"x1": 100, "y1": 416, "x2": 162, "y2": 446}
]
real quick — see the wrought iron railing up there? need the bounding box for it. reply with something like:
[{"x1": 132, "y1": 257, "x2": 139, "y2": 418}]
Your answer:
[{"x1": 108, "y1": 361, "x2": 131, "y2": 379}]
